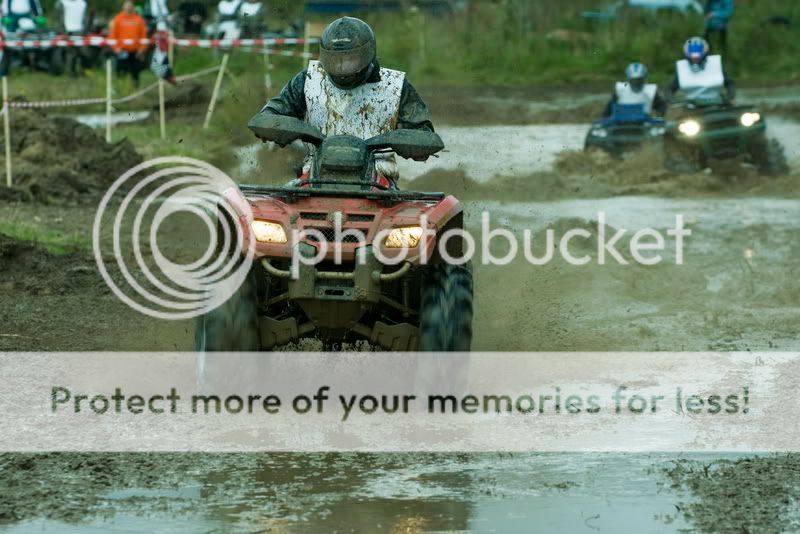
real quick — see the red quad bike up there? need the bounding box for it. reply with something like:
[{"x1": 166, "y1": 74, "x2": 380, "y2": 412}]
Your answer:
[{"x1": 196, "y1": 114, "x2": 473, "y2": 352}]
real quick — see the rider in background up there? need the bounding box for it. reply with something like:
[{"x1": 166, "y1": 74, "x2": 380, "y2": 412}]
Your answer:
[
  {"x1": 256, "y1": 16, "x2": 434, "y2": 184},
  {"x1": 666, "y1": 37, "x2": 736, "y2": 106},
  {"x1": 603, "y1": 62, "x2": 668, "y2": 118}
]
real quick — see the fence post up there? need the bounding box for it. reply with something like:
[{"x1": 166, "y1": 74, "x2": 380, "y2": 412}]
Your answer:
[
  {"x1": 303, "y1": 21, "x2": 311, "y2": 69},
  {"x1": 158, "y1": 79, "x2": 166, "y2": 139},
  {"x1": 263, "y1": 46, "x2": 272, "y2": 93},
  {"x1": 168, "y1": 30, "x2": 175, "y2": 66},
  {"x1": 203, "y1": 53, "x2": 228, "y2": 130},
  {"x1": 105, "y1": 59, "x2": 112, "y2": 143},
  {"x1": 2, "y1": 77, "x2": 11, "y2": 188}
]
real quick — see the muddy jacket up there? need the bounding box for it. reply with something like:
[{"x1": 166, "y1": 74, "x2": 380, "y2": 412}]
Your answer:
[
  {"x1": 603, "y1": 82, "x2": 667, "y2": 117},
  {"x1": 259, "y1": 61, "x2": 435, "y2": 134}
]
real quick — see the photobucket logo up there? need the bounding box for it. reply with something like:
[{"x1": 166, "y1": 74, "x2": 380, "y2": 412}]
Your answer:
[
  {"x1": 92, "y1": 157, "x2": 254, "y2": 320},
  {"x1": 286, "y1": 211, "x2": 691, "y2": 277}
]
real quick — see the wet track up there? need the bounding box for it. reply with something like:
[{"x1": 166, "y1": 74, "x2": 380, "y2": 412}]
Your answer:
[{"x1": 1, "y1": 88, "x2": 800, "y2": 532}]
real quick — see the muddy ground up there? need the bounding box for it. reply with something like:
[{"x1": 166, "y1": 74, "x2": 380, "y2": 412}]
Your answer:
[{"x1": 1, "y1": 86, "x2": 799, "y2": 532}]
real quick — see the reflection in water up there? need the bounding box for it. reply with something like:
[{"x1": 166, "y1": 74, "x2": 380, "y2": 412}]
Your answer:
[{"x1": 2, "y1": 452, "x2": 762, "y2": 532}]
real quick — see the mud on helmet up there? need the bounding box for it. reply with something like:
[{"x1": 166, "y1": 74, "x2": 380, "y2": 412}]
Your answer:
[
  {"x1": 319, "y1": 16, "x2": 377, "y2": 89},
  {"x1": 624, "y1": 62, "x2": 648, "y2": 92},
  {"x1": 683, "y1": 37, "x2": 710, "y2": 71}
]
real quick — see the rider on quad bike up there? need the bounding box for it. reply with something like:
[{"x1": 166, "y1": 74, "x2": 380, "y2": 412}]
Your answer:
[
  {"x1": 603, "y1": 62, "x2": 667, "y2": 119},
  {"x1": 662, "y1": 37, "x2": 788, "y2": 175},
  {"x1": 259, "y1": 16, "x2": 434, "y2": 187},
  {"x1": 585, "y1": 62, "x2": 668, "y2": 155},
  {"x1": 196, "y1": 16, "x2": 473, "y2": 353}
]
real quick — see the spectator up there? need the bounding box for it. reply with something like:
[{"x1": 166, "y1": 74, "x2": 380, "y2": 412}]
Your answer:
[
  {"x1": 143, "y1": 0, "x2": 169, "y2": 32},
  {"x1": 177, "y1": 0, "x2": 205, "y2": 35},
  {"x1": 239, "y1": 0, "x2": 264, "y2": 38},
  {"x1": 1, "y1": 0, "x2": 44, "y2": 32},
  {"x1": 108, "y1": 0, "x2": 147, "y2": 86},
  {"x1": 213, "y1": 0, "x2": 242, "y2": 39},
  {"x1": 55, "y1": 0, "x2": 88, "y2": 75},
  {"x1": 704, "y1": 0, "x2": 734, "y2": 54}
]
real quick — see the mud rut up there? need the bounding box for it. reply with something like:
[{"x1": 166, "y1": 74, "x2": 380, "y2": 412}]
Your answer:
[{"x1": 1, "y1": 89, "x2": 800, "y2": 531}]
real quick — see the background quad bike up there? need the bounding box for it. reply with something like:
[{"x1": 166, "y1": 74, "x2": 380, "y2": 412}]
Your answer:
[
  {"x1": 583, "y1": 103, "x2": 667, "y2": 158},
  {"x1": 663, "y1": 103, "x2": 789, "y2": 176}
]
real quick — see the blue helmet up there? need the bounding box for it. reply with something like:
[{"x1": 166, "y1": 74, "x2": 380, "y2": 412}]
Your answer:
[
  {"x1": 683, "y1": 37, "x2": 710, "y2": 67},
  {"x1": 625, "y1": 62, "x2": 648, "y2": 91}
]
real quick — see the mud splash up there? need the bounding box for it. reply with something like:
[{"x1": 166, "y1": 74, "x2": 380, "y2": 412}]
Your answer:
[{"x1": 405, "y1": 145, "x2": 800, "y2": 201}]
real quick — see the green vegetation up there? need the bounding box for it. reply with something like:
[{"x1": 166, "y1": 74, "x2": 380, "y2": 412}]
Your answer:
[
  {"x1": 0, "y1": 220, "x2": 89, "y2": 254},
  {"x1": 370, "y1": 0, "x2": 800, "y2": 86},
  {"x1": 3, "y1": 1, "x2": 797, "y2": 168},
  {"x1": 20, "y1": 1, "x2": 800, "y2": 91}
]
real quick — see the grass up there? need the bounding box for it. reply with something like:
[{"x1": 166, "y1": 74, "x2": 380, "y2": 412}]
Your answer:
[
  {"x1": 0, "y1": 220, "x2": 89, "y2": 255},
  {"x1": 369, "y1": 0, "x2": 800, "y2": 87}
]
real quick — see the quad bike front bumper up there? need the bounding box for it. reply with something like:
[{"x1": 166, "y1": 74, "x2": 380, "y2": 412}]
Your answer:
[
  {"x1": 257, "y1": 244, "x2": 419, "y2": 351},
  {"x1": 585, "y1": 124, "x2": 664, "y2": 155},
  {"x1": 669, "y1": 122, "x2": 766, "y2": 159}
]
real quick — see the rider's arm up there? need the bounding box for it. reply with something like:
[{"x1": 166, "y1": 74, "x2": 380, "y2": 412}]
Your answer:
[
  {"x1": 259, "y1": 70, "x2": 308, "y2": 119},
  {"x1": 602, "y1": 93, "x2": 618, "y2": 117},
  {"x1": 665, "y1": 75, "x2": 680, "y2": 102},
  {"x1": 397, "y1": 80, "x2": 434, "y2": 132},
  {"x1": 652, "y1": 91, "x2": 668, "y2": 117},
  {"x1": 723, "y1": 70, "x2": 736, "y2": 101}
]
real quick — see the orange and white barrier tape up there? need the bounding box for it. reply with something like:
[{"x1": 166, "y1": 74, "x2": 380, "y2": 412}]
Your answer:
[{"x1": 6, "y1": 64, "x2": 222, "y2": 109}]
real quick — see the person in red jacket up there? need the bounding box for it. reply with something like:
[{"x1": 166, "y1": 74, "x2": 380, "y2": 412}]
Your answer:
[{"x1": 108, "y1": 0, "x2": 147, "y2": 85}]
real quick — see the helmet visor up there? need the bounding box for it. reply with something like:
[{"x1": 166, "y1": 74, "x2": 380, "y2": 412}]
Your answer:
[
  {"x1": 629, "y1": 78, "x2": 645, "y2": 91},
  {"x1": 319, "y1": 41, "x2": 375, "y2": 78}
]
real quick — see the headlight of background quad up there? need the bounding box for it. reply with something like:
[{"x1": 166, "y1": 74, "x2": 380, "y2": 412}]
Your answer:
[
  {"x1": 740, "y1": 112, "x2": 761, "y2": 127},
  {"x1": 591, "y1": 128, "x2": 608, "y2": 138},
  {"x1": 678, "y1": 120, "x2": 701, "y2": 137},
  {"x1": 251, "y1": 220, "x2": 288, "y2": 243},
  {"x1": 384, "y1": 226, "x2": 424, "y2": 249}
]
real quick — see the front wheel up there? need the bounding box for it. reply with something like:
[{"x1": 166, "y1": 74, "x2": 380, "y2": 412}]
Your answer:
[
  {"x1": 663, "y1": 136, "x2": 704, "y2": 174},
  {"x1": 419, "y1": 263, "x2": 474, "y2": 351},
  {"x1": 751, "y1": 137, "x2": 789, "y2": 176},
  {"x1": 195, "y1": 268, "x2": 260, "y2": 352}
]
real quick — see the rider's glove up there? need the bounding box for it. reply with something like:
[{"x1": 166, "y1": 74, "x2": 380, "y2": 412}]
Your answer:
[{"x1": 35, "y1": 16, "x2": 47, "y2": 27}]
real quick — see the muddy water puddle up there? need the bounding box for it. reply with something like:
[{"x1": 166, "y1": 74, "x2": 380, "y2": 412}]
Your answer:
[{"x1": 2, "y1": 453, "x2": 720, "y2": 532}]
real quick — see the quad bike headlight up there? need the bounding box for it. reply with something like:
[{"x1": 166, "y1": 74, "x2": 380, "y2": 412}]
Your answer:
[
  {"x1": 740, "y1": 112, "x2": 761, "y2": 127},
  {"x1": 384, "y1": 226, "x2": 424, "y2": 249},
  {"x1": 678, "y1": 119, "x2": 701, "y2": 137},
  {"x1": 650, "y1": 126, "x2": 666, "y2": 136},
  {"x1": 251, "y1": 220, "x2": 288, "y2": 243},
  {"x1": 591, "y1": 127, "x2": 608, "y2": 138}
]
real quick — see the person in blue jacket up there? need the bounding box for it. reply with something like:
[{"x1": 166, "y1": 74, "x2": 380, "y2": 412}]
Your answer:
[{"x1": 704, "y1": 0, "x2": 734, "y2": 54}]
